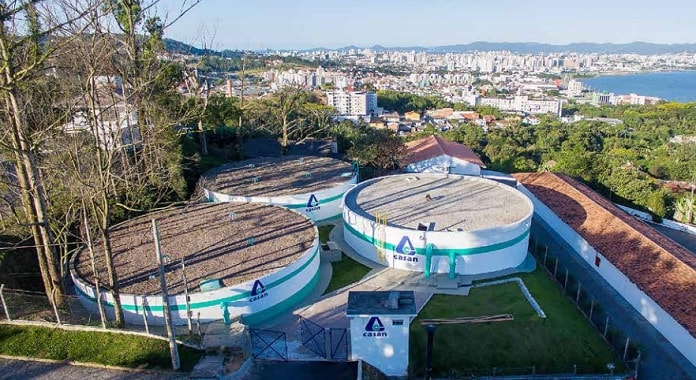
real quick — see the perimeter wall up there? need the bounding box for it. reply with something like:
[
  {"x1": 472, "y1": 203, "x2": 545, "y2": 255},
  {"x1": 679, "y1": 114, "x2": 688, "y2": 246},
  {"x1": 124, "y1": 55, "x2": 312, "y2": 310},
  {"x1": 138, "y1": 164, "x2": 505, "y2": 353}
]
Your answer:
[{"x1": 517, "y1": 184, "x2": 696, "y2": 368}]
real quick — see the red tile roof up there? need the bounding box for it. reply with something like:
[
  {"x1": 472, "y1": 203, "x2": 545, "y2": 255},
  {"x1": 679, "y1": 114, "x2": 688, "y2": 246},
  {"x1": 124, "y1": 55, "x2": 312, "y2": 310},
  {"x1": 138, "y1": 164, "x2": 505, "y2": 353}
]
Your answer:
[
  {"x1": 404, "y1": 135, "x2": 486, "y2": 168},
  {"x1": 514, "y1": 172, "x2": 696, "y2": 337}
]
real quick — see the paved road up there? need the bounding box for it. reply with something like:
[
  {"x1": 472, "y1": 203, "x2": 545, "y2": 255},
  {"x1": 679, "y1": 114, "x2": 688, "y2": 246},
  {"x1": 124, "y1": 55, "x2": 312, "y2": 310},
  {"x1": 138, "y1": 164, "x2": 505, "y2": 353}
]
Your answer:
[
  {"x1": 532, "y1": 219, "x2": 696, "y2": 380},
  {"x1": 0, "y1": 358, "x2": 186, "y2": 380},
  {"x1": 648, "y1": 222, "x2": 696, "y2": 255}
]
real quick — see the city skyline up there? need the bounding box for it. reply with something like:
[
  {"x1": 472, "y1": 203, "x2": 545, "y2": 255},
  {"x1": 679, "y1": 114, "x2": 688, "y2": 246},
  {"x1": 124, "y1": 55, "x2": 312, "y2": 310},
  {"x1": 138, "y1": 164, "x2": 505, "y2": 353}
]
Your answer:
[{"x1": 162, "y1": 0, "x2": 696, "y2": 50}]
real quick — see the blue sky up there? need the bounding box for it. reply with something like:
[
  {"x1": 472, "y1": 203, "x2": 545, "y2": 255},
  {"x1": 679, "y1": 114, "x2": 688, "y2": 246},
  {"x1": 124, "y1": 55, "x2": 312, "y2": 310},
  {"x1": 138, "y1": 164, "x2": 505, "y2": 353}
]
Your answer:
[{"x1": 161, "y1": 0, "x2": 696, "y2": 50}]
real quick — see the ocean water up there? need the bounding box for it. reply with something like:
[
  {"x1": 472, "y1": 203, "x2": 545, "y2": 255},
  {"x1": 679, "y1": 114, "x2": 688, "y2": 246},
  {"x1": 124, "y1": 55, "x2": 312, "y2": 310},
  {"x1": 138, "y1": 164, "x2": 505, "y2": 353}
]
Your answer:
[{"x1": 580, "y1": 71, "x2": 696, "y2": 103}]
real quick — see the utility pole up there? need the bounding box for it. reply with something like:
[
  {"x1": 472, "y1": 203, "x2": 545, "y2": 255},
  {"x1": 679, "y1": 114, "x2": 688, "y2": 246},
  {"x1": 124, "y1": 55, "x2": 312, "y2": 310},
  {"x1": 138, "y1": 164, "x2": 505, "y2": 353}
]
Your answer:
[
  {"x1": 424, "y1": 324, "x2": 436, "y2": 380},
  {"x1": 152, "y1": 219, "x2": 180, "y2": 371},
  {"x1": 181, "y1": 258, "x2": 192, "y2": 334},
  {"x1": 237, "y1": 53, "x2": 246, "y2": 159}
]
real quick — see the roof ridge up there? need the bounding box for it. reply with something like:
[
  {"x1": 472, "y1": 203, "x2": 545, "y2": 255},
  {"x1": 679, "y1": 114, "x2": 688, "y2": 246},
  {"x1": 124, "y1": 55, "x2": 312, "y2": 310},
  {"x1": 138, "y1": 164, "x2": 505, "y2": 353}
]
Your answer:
[
  {"x1": 515, "y1": 171, "x2": 696, "y2": 337},
  {"x1": 431, "y1": 135, "x2": 447, "y2": 157},
  {"x1": 557, "y1": 172, "x2": 696, "y2": 270}
]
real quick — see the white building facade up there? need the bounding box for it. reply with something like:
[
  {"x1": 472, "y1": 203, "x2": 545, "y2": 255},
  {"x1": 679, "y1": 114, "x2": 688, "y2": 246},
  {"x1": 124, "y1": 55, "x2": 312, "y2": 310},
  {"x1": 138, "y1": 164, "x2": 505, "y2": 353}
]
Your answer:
[
  {"x1": 326, "y1": 90, "x2": 378, "y2": 118},
  {"x1": 477, "y1": 96, "x2": 562, "y2": 117}
]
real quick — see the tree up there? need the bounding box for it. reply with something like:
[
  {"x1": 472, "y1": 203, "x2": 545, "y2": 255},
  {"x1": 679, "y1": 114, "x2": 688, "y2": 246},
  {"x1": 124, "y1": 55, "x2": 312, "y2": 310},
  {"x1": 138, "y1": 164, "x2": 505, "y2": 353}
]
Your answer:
[
  {"x1": 41, "y1": 0, "x2": 198, "y2": 326},
  {"x1": 255, "y1": 86, "x2": 305, "y2": 153},
  {"x1": 348, "y1": 129, "x2": 407, "y2": 175},
  {"x1": 674, "y1": 193, "x2": 695, "y2": 224},
  {"x1": 0, "y1": 0, "x2": 99, "y2": 306},
  {"x1": 251, "y1": 86, "x2": 331, "y2": 153},
  {"x1": 182, "y1": 69, "x2": 210, "y2": 155}
]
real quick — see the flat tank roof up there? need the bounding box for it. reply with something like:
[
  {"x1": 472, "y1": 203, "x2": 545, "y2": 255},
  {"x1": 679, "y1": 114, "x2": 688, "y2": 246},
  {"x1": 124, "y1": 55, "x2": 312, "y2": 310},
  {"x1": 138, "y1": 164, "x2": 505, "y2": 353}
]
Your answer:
[
  {"x1": 74, "y1": 203, "x2": 315, "y2": 295},
  {"x1": 203, "y1": 155, "x2": 353, "y2": 197},
  {"x1": 344, "y1": 174, "x2": 532, "y2": 232}
]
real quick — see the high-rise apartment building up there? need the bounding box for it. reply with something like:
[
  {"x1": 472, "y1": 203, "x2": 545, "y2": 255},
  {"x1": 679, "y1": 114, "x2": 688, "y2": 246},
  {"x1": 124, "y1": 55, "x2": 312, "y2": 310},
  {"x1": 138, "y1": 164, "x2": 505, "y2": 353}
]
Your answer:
[{"x1": 326, "y1": 90, "x2": 378, "y2": 118}]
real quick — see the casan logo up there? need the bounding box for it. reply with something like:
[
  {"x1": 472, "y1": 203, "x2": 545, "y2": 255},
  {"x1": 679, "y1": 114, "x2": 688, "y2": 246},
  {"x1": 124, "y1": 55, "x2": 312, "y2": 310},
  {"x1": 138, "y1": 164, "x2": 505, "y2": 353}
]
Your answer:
[
  {"x1": 249, "y1": 280, "x2": 268, "y2": 302},
  {"x1": 363, "y1": 316, "x2": 387, "y2": 337},
  {"x1": 305, "y1": 194, "x2": 320, "y2": 212},
  {"x1": 394, "y1": 236, "x2": 419, "y2": 262}
]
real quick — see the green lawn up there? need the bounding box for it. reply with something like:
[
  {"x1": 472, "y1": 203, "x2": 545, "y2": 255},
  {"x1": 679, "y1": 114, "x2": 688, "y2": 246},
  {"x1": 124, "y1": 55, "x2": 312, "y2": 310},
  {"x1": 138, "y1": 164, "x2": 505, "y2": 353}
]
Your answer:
[
  {"x1": 323, "y1": 255, "x2": 371, "y2": 295},
  {"x1": 0, "y1": 324, "x2": 203, "y2": 371},
  {"x1": 409, "y1": 269, "x2": 621, "y2": 377},
  {"x1": 318, "y1": 225, "x2": 334, "y2": 244}
]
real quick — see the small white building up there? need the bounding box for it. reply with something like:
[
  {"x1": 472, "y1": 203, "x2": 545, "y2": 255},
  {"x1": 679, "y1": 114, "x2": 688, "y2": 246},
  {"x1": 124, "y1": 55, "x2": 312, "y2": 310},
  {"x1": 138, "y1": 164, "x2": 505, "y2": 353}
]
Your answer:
[
  {"x1": 404, "y1": 135, "x2": 485, "y2": 176},
  {"x1": 347, "y1": 291, "x2": 418, "y2": 377}
]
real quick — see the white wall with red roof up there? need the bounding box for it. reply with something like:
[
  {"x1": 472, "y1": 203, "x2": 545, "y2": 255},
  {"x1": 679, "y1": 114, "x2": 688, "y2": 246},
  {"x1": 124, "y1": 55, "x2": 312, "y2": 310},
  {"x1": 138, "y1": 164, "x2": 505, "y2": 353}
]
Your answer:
[
  {"x1": 404, "y1": 154, "x2": 482, "y2": 176},
  {"x1": 517, "y1": 184, "x2": 696, "y2": 368}
]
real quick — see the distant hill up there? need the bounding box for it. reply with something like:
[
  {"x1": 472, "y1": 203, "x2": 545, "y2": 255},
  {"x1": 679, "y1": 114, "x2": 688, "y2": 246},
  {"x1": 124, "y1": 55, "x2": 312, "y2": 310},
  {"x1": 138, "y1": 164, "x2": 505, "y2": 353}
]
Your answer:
[
  {"x1": 163, "y1": 38, "x2": 318, "y2": 70},
  {"x1": 302, "y1": 41, "x2": 696, "y2": 55},
  {"x1": 166, "y1": 38, "x2": 696, "y2": 56},
  {"x1": 164, "y1": 38, "x2": 247, "y2": 58}
]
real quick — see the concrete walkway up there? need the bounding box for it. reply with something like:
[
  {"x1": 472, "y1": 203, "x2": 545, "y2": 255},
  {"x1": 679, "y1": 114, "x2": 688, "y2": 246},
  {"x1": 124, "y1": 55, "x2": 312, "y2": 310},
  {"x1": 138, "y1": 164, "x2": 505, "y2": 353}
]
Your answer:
[
  {"x1": 0, "y1": 357, "x2": 185, "y2": 380},
  {"x1": 214, "y1": 220, "x2": 540, "y2": 375}
]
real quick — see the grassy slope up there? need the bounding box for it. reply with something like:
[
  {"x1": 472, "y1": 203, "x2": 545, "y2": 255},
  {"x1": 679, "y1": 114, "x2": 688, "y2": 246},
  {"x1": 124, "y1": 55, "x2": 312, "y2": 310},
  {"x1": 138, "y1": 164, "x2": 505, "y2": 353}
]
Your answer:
[
  {"x1": 324, "y1": 255, "x2": 371, "y2": 295},
  {"x1": 409, "y1": 269, "x2": 620, "y2": 376},
  {"x1": 319, "y1": 224, "x2": 372, "y2": 294},
  {"x1": 318, "y1": 225, "x2": 334, "y2": 244},
  {"x1": 0, "y1": 325, "x2": 202, "y2": 371}
]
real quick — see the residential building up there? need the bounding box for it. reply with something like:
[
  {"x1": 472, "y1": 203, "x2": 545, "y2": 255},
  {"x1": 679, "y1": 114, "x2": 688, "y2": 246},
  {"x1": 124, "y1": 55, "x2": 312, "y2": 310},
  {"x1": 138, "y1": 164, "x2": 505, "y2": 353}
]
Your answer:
[
  {"x1": 591, "y1": 92, "x2": 613, "y2": 105},
  {"x1": 61, "y1": 76, "x2": 140, "y2": 150},
  {"x1": 477, "y1": 96, "x2": 562, "y2": 117},
  {"x1": 404, "y1": 111, "x2": 421, "y2": 121},
  {"x1": 326, "y1": 90, "x2": 378, "y2": 119},
  {"x1": 403, "y1": 135, "x2": 485, "y2": 176},
  {"x1": 567, "y1": 79, "x2": 584, "y2": 95}
]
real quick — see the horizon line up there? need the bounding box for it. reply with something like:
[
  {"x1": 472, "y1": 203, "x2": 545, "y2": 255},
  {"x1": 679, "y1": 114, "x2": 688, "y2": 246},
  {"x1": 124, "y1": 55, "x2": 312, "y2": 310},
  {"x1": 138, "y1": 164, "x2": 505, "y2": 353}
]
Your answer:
[{"x1": 166, "y1": 39, "x2": 696, "y2": 52}]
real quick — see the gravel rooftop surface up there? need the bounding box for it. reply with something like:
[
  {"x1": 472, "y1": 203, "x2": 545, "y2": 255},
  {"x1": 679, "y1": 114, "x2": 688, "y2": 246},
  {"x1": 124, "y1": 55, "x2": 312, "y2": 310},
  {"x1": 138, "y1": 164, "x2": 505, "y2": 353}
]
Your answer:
[
  {"x1": 74, "y1": 203, "x2": 316, "y2": 295},
  {"x1": 203, "y1": 155, "x2": 354, "y2": 197},
  {"x1": 344, "y1": 173, "x2": 532, "y2": 232}
]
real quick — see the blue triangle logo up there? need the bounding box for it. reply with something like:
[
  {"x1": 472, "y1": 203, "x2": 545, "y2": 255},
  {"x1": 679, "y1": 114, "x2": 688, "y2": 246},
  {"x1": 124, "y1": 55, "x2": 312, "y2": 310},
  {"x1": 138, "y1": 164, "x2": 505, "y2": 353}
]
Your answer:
[
  {"x1": 251, "y1": 280, "x2": 265, "y2": 296},
  {"x1": 365, "y1": 316, "x2": 385, "y2": 332},
  {"x1": 395, "y1": 236, "x2": 415, "y2": 255},
  {"x1": 307, "y1": 194, "x2": 319, "y2": 208}
]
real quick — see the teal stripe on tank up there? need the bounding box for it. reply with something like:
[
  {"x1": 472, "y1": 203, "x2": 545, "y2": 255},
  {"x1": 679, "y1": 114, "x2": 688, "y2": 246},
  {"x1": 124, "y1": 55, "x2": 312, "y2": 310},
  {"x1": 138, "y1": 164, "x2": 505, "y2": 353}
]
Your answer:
[
  {"x1": 343, "y1": 222, "x2": 529, "y2": 256},
  {"x1": 75, "y1": 244, "x2": 320, "y2": 313}
]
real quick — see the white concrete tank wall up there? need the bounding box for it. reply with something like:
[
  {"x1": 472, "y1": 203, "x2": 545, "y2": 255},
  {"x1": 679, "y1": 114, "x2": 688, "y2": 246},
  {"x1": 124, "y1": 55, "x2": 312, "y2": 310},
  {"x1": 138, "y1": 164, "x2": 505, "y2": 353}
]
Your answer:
[
  {"x1": 71, "y1": 237, "x2": 320, "y2": 326},
  {"x1": 342, "y1": 175, "x2": 533, "y2": 276},
  {"x1": 204, "y1": 177, "x2": 356, "y2": 222},
  {"x1": 518, "y1": 184, "x2": 696, "y2": 369}
]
